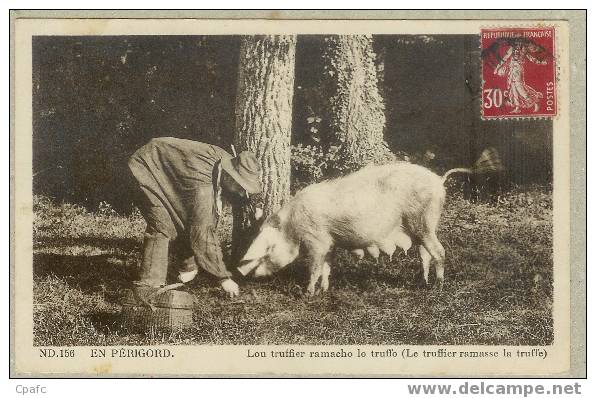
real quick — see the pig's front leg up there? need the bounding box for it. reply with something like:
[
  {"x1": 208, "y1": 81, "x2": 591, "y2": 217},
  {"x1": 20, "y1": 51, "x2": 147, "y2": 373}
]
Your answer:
[
  {"x1": 304, "y1": 239, "x2": 332, "y2": 296},
  {"x1": 307, "y1": 260, "x2": 331, "y2": 295},
  {"x1": 306, "y1": 251, "x2": 328, "y2": 296},
  {"x1": 307, "y1": 261, "x2": 323, "y2": 296}
]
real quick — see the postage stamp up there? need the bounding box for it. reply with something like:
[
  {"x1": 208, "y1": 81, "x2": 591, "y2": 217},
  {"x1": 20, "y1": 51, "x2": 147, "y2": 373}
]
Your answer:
[
  {"x1": 481, "y1": 26, "x2": 557, "y2": 119},
  {"x1": 10, "y1": 11, "x2": 583, "y2": 379}
]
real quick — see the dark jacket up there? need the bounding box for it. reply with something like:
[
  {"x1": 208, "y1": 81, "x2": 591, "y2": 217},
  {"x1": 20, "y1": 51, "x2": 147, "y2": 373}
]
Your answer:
[{"x1": 128, "y1": 137, "x2": 232, "y2": 279}]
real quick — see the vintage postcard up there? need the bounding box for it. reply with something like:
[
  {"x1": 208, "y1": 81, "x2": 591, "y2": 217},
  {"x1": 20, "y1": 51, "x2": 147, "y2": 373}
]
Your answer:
[{"x1": 11, "y1": 11, "x2": 585, "y2": 377}]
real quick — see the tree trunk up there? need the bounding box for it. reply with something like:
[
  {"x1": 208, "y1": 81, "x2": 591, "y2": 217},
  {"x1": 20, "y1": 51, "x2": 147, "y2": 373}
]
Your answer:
[
  {"x1": 322, "y1": 35, "x2": 394, "y2": 174},
  {"x1": 232, "y1": 35, "x2": 297, "y2": 262}
]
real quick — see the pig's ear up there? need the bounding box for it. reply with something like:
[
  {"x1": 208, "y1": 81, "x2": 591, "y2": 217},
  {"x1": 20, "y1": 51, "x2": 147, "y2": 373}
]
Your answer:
[
  {"x1": 241, "y1": 231, "x2": 270, "y2": 262},
  {"x1": 238, "y1": 232, "x2": 270, "y2": 276},
  {"x1": 237, "y1": 258, "x2": 260, "y2": 276}
]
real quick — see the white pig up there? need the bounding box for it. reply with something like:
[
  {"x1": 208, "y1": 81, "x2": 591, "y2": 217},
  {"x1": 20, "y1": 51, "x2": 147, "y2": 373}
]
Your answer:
[{"x1": 237, "y1": 149, "x2": 501, "y2": 295}]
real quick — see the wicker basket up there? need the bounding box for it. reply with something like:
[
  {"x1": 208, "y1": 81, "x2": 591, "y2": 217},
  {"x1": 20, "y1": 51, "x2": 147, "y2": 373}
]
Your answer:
[{"x1": 121, "y1": 289, "x2": 194, "y2": 332}]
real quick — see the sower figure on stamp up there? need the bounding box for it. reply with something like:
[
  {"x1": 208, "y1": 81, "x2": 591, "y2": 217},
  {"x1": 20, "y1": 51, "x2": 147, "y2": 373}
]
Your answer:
[
  {"x1": 494, "y1": 40, "x2": 547, "y2": 114},
  {"x1": 128, "y1": 137, "x2": 262, "y2": 304}
]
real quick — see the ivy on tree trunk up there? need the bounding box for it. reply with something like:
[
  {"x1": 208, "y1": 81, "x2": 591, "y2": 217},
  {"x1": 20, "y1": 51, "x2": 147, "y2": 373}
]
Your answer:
[{"x1": 322, "y1": 35, "x2": 394, "y2": 174}]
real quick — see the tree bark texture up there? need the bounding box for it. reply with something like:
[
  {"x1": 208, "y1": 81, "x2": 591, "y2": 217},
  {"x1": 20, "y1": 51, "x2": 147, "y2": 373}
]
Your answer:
[
  {"x1": 322, "y1": 35, "x2": 394, "y2": 174},
  {"x1": 232, "y1": 35, "x2": 297, "y2": 262}
]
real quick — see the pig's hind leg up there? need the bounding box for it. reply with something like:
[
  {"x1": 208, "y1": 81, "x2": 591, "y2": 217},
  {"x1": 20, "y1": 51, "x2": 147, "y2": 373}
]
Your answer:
[
  {"x1": 421, "y1": 235, "x2": 445, "y2": 290},
  {"x1": 419, "y1": 245, "x2": 432, "y2": 286},
  {"x1": 419, "y1": 197, "x2": 446, "y2": 290}
]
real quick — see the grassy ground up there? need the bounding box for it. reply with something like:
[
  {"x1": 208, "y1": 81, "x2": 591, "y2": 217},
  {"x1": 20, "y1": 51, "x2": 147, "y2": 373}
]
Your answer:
[{"x1": 32, "y1": 187, "x2": 553, "y2": 346}]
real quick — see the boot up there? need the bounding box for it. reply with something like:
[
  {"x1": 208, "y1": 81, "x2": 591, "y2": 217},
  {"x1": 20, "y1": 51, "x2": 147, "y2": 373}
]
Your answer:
[
  {"x1": 137, "y1": 232, "x2": 170, "y2": 287},
  {"x1": 132, "y1": 233, "x2": 171, "y2": 307}
]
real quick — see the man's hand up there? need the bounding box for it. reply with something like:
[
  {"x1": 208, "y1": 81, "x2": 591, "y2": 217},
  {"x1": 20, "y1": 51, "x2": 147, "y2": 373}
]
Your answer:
[{"x1": 220, "y1": 278, "x2": 240, "y2": 298}]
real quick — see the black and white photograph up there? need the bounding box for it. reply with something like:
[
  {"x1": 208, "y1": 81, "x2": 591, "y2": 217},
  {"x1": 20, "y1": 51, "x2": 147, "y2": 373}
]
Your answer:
[{"x1": 11, "y1": 12, "x2": 583, "y2": 377}]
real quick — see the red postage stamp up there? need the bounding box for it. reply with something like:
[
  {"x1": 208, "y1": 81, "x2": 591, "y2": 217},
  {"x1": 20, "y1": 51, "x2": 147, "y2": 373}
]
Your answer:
[{"x1": 481, "y1": 27, "x2": 556, "y2": 119}]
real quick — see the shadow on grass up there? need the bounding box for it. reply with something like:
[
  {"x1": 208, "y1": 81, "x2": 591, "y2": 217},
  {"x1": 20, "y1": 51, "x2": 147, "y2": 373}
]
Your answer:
[
  {"x1": 33, "y1": 250, "x2": 137, "y2": 304},
  {"x1": 34, "y1": 236, "x2": 141, "y2": 253},
  {"x1": 88, "y1": 311, "x2": 124, "y2": 334}
]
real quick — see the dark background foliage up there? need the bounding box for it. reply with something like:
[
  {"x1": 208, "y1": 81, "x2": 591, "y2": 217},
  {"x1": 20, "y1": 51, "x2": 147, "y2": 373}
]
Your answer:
[{"x1": 32, "y1": 35, "x2": 552, "y2": 211}]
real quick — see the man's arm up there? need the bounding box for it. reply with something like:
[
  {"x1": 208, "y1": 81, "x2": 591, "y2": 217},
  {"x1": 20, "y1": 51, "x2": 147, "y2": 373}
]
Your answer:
[
  {"x1": 190, "y1": 222, "x2": 230, "y2": 279},
  {"x1": 189, "y1": 189, "x2": 239, "y2": 297}
]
